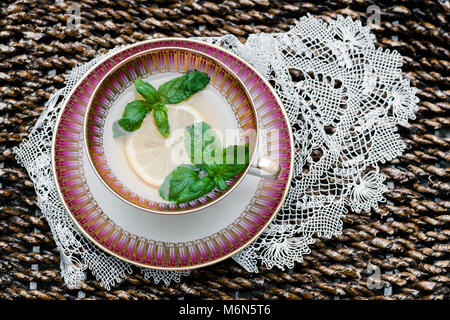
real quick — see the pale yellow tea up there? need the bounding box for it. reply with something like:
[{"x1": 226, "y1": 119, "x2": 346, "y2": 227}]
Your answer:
[{"x1": 103, "y1": 73, "x2": 239, "y2": 202}]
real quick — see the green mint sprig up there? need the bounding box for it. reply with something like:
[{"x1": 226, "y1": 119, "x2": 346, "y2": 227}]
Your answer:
[
  {"x1": 159, "y1": 164, "x2": 216, "y2": 204},
  {"x1": 113, "y1": 71, "x2": 210, "y2": 139},
  {"x1": 159, "y1": 121, "x2": 250, "y2": 204}
]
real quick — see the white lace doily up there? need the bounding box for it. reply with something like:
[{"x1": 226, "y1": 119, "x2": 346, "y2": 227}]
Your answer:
[{"x1": 14, "y1": 15, "x2": 418, "y2": 289}]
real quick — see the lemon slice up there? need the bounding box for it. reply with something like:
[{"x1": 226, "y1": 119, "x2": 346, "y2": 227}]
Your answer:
[{"x1": 125, "y1": 103, "x2": 204, "y2": 188}]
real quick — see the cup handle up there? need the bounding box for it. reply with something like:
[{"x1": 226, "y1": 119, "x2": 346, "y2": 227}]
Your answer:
[{"x1": 247, "y1": 157, "x2": 281, "y2": 179}]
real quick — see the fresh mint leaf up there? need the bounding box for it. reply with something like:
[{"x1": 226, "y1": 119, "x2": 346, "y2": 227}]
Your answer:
[
  {"x1": 206, "y1": 143, "x2": 250, "y2": 180},
  {"x1": 135, "y1": 79, "x2": 160, "y2": 104},
  {"x1": 112, "y1": 120, "x2": 132, "y2": 138},
  {"x1": 158, "y1": 71, "x2": 210, "y2": 104},
  {"x1": 153, "y1": 103, "x2": 170, "y2": 138},
  {"x1": 159, "y1": 164, "x2": 215, "y2": 204},
  {"x1": 117, "y1": 100, "x2": 151, "y2": 133},
  {"x1": 177, "y1": 175, "x2": 214, "y2": 204},
  {"x1": 213, "y1": 176, "x2": 228, "y2": 191},
  {"x1": 184, "y1": 71, "x2": 210, "y2": 92},
  {"x1": 184, "y1": 121, "x2": 222, "y2": 167}
]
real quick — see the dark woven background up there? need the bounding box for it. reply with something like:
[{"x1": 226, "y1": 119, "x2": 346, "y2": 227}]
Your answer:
[{"x1": 0, "y1": 0, "x2": 448, "y2": 300}]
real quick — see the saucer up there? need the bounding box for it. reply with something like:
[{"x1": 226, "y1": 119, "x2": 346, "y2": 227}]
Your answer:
[{"x1": 52, "y1": 38, "x2": 294, "y2": 270}]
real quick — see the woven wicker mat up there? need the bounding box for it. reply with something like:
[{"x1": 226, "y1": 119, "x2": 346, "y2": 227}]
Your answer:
[{"x1": 0, "y1": 0, "x2": 448, "y2": 300}]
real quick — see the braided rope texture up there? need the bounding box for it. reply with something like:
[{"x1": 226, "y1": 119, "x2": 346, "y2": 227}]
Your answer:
[{"x1": 0, "y1": 0, "x2": 448, "y2": 300}]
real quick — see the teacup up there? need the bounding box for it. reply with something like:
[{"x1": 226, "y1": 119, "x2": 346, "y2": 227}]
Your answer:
[{"x1": 84, "y1": 47, "x2": 280, "y2": 214}]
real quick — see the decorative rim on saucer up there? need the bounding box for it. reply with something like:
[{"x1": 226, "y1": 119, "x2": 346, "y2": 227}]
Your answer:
[
  {"x1": 52, "y1": 38, "x2": 294, "y2": 270},
  {"x1": 84, "y1": 47, "x2": 258, "y2": 214}
]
